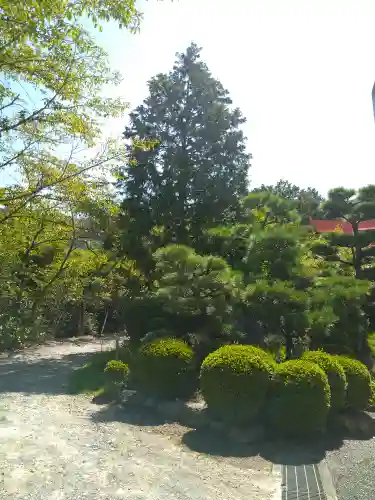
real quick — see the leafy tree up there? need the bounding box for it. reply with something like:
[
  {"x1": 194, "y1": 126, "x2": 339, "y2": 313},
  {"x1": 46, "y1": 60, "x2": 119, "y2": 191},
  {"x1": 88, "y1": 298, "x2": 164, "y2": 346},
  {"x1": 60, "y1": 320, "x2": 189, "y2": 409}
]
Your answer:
[
  {"x1": 0, "y1": 0, "x2": 148, "y2": 346},
  {"x1": 118, "y1": 43, "x2": 251, "y2": 261},
  {"x1": 251, "y1": 179, "x2": 324, "y2": 222},
  {"x1": 0, "y1": 1, "x2": 140, "y2": 216}
]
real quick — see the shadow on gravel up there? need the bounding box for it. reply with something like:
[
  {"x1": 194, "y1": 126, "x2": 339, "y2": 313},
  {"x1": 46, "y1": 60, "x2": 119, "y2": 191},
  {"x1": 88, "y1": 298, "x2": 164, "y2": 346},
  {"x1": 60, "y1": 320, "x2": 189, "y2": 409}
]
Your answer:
[
  {"x1": 0, "y1": 352, "x2": 93, "y2": 395},
  {"x1": 182, "y1": 428, "x2": 344, "y2": 465},
  {"x1": 91, "y1": 398, "x2": 349, "y2": 466},
  {"x1": 91, "y1": 402, "x2": 169, "y2": 427}
]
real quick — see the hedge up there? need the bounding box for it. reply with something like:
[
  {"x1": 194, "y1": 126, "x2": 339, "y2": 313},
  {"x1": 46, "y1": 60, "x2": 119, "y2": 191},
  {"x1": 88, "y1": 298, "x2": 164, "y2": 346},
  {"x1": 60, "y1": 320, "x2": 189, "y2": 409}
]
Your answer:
[
  {"x1": 269, "y1": 359, "x2": 331, "y2": 437},
  {"x1": 200, "y1": 344, "x2": 274, "y2": 425},
  {"x1": 302, "y1": 351, "x2": 346, "y2": 411},
  {"x1": 335, "y1": 356, "x2": 371, "y2": 410},
  {"x1": 132, "y1": 337, "x2": 196, "y2": 399}
]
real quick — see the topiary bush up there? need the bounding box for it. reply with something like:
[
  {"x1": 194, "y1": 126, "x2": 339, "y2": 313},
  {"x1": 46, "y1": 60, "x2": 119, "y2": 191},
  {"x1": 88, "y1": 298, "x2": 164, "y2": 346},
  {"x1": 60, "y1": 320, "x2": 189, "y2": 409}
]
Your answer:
[
  {"x1": 132, "y1": 337, "x2": 196, "y2": 399},
  {"x1": 302, "y1": 351, "x2": 346, "y2": 411},
  {"x1": 104, "y1": 360, "x2": 130, "y2": 382},
  {"x1": 335, "y1": 356, "x2": 371, "y2": 410},
  {"x1": 200, "y1": 344, "x2": 274, "y2": 425},
  {"x1": 269, "y1": 360, "x2": 331, "y2": 437}
]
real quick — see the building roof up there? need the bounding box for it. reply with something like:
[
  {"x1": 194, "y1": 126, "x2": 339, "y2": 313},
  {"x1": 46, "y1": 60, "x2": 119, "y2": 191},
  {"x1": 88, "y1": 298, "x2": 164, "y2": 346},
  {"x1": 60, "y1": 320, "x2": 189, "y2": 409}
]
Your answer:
[{"x1": 309, "y1": 218, "x2": 375, "y2": 234}]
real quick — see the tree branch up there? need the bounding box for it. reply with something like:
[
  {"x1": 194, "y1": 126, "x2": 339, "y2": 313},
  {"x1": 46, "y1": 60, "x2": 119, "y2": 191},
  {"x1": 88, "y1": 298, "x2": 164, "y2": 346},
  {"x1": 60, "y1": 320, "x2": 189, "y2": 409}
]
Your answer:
[{"x1": 0, "y1": 93, "x2": 20, "y2": 112}]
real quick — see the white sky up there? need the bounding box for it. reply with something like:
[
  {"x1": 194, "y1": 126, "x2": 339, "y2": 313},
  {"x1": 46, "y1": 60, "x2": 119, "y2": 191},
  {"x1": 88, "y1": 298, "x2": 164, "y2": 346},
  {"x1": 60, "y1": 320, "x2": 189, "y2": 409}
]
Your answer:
[{"x1": 95, "y1": 0, "x2": 375, "y2": 196}]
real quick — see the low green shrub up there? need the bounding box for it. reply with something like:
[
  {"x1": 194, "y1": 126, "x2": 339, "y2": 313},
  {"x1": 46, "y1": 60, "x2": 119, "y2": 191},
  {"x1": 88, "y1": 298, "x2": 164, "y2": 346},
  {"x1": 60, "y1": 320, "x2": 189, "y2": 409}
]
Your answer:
[
  {"x1": 68, "y1": 347, "x2": 133, "y2": 395},
  {"x1": 200, "y1": 344, "x2": 274, "y2": 425},
  {"x1": 368, "y1": 380, "x2": 375, "y2": 409},
  {"x1": 269, "y1": 360, "x2": 330, "y2": 437},
  {"x1": 335, "y1": 356, "x2": 371, "y2": 410},
  {"x1": 132, "y1": 337, "x2": 196, "y2": 399},
  {"x1": 104, "y1": 360, "x2": 129, "y2": 382},
  {"x1": 302, "y1": 351, "x2": 346, "y2": 411}
]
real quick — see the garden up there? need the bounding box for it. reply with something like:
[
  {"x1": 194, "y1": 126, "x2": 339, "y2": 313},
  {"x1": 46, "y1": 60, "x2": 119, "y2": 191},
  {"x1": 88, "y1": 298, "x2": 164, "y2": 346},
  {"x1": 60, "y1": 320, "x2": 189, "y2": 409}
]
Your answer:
[{"x1": 70, "y1": 337, "x2": 375, "y2": 443}]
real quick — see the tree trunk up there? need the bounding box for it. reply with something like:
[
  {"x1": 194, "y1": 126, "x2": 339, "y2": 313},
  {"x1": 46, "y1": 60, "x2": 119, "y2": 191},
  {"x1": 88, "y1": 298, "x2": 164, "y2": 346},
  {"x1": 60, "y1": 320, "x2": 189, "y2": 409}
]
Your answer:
[{"x1": 285, "y1": 333, "x2": 293, "y2": 360}]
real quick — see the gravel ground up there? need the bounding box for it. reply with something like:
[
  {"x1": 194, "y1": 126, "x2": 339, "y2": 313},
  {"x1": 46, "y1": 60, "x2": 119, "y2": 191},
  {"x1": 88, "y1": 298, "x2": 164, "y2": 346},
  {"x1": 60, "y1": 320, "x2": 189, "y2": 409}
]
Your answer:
[
  {"x1": 325, "y1": 419, "x2": 375, "y2": 500},
  {"x1": 0, "y1": 338, "x2": 279, "y2": 500}
]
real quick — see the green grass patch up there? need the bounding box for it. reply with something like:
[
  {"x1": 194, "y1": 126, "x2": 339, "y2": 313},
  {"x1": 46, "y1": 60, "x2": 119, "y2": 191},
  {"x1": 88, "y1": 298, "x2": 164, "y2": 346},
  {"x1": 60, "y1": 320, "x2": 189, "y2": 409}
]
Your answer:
[{"x1": 68, "y1": 346, "x2": 133, "y2": 395}]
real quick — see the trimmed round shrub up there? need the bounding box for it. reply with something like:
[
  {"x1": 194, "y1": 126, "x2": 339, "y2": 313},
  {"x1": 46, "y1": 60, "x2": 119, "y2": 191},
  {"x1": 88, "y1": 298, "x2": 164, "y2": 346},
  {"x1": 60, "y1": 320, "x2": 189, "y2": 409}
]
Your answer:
[
  {"x1": 132, "y1": 338, "x2": 196, "y2": 399},
  {"x1": 302, "y1": 351, "x2": 346, "y2": 411},
  {"x1": 200, "y1": 345, "x2": 274, "y2": 425},
  {"x1": 104, "y1": 360, "x2": 130, "y2": 382},
  {"x1": 269, "y1": 360, "x2": 331, "y2": 437},
  {"x1": 335, "y1": 356, "x2": 371, "y2": 410}
]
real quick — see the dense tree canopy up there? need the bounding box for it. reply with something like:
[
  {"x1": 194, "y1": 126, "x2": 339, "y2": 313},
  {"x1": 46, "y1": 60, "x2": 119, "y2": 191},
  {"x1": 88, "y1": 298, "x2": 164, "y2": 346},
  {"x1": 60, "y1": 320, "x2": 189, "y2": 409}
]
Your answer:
[
  {"x1": 118, "y1": 43, "x2": 251, "y2": 259},
  {"x1": 251, "y1": 179, "x2": 324, "y2": 222},
  {"x1": 0, "y1": 0, "x2": 142, "y2": 347}
]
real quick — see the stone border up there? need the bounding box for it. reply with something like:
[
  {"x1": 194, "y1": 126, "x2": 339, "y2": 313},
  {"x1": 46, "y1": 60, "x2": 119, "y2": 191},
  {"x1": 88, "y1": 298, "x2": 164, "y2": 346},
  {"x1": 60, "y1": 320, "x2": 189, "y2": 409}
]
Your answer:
[
  {"x1": 120, "y1": 389, "x2": 266, "y2": 445},
  {"x1": 318, "y1": 460, "x2": 338, "y2": 500}
]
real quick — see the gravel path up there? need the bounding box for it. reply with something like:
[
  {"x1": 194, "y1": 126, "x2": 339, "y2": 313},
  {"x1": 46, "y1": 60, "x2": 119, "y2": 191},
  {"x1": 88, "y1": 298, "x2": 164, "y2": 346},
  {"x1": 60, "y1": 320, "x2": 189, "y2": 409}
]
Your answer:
[
  {"x1": 325, "y1": 419, "x2": 375, "y2": 500},
  {"x1": 0, "y1": 338, "x2": 279, "y2": 500}
]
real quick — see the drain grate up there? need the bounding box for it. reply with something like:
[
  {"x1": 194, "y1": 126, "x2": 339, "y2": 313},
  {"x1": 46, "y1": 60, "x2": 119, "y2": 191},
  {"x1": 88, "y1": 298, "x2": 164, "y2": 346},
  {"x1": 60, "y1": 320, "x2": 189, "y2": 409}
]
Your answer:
[{"x1": 282, "y1": 464, "x2": 327, "y2": 500}]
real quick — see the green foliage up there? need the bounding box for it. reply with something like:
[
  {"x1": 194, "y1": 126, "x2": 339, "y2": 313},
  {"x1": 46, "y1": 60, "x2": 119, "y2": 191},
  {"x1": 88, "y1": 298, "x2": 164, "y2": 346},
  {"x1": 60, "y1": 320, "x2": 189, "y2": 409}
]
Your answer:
[
  {"x1": 242, "y1": 192, "x2": 300, "y2": 227},
  {"x1": 69, "y1": 347, "x2": 133, "y2": 395},
  {"x1": 314, "y1": 186, "x2": 375, "y2": 279},
  {"x1": 269, "y1": 360, "x2": 331, "y2": 437},
  {"x1": 243, "y1": 280, "x2": 310, "y2": 359},
  {"x1": 367, "y1": 332, "x2": 375, "y2": 358},
  {"x1": 69, "y1": 351, "x2": 112, "y2": 395},
  {"x1": 368, "y1": 380, "x2": 375, "y2": 409},
  {"x1": 118, "y1": 43, "x2": 250, "y2": 257},
  {"x1": 132, "y1": 338, "x2": 196, "y2": 399},
  {"x1": 251, "y1": 180, "x2": 323, "y2": 223},
  {"x1": 200, "y1": 345, "x2": 274, "y2": 425},
  {"x1": 302, "y1": 351, "x2": 346, "y2": 411},
  {"x1": 150, "y1": 245, "x2": 241, "y2": 355},
  {"x1": 335, "y1": 356, "x2": 371, "y2": 410},
  {"x1": 104, "y1": 360, "x2": 129, "y2": 382},
  {"x1": 310, "y1": 277, "x2": 371, "y2": 357},
  {"x1": 243, "y1": 226, "x2": 302, "y2": 280},
  {"x1": 0, "y1": 0, "x2": 137, "y2": 214},
  {"x1": 0, "y1": 0, "x2": 147, "y2": 348}
]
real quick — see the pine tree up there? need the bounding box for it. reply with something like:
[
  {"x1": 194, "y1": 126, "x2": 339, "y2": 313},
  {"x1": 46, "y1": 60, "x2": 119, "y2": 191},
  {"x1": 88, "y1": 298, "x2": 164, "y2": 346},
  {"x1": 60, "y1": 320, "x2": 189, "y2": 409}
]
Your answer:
[
  {"x1": 311, "y1": 186, "x2": 375, "y2": 279},
  {"x1": 119, "y1": 43, "x2": 251, "y2": 254}
]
